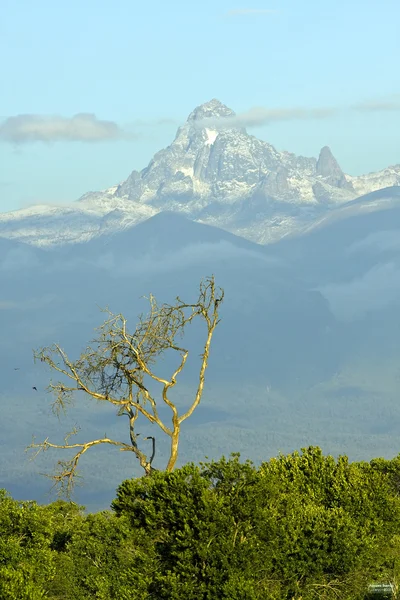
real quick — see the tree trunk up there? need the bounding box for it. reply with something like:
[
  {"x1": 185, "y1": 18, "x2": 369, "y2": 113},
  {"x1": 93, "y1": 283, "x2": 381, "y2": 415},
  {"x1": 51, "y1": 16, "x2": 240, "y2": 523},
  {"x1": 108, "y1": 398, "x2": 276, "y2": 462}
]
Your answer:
[{"x1": 166, "y1": 427, "x2": 180, "y2": 472}]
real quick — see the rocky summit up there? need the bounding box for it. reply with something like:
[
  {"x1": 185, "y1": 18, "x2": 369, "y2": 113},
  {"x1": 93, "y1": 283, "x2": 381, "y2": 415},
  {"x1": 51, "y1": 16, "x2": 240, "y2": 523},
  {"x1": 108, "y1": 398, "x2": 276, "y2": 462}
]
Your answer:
[
  {"x1": 114, "y1": 99, "x2": 355, "y2": 211},
  {"x1": 1, "y1": 99, "x2": 400, "y2": 247}
]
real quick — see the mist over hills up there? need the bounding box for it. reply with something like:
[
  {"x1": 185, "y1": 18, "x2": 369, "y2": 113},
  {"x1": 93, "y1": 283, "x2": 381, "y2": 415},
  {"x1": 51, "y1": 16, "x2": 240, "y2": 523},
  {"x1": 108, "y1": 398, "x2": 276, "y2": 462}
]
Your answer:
[
  {"x1": 0, "y1": 213, "x2": 340, "y2": 510},
  {"x1": 1, "y1": 100, "x2": 400, "y2": 511},
  {"x1": 274, "y1": 186, "x2": 400, "y2": 318}
]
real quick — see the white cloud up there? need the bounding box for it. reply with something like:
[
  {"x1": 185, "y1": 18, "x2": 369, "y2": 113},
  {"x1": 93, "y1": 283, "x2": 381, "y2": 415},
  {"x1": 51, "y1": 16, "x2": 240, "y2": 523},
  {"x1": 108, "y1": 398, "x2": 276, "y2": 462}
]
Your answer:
[
  {"x1": 195, "y1": 106, "x2": 337, "y2": 130},
  {"x1": 50, "y1": 240, "x2": 279, "y2": 275},
  {"x1": 319, "y1": 262, "x2": 400, "y2": 321},
  {"x1": 346, "y1": 230, "x2": 400, "y2": 255},
  {"x1": 353, "y1": 99, "x2": 400, "y2": 112},
  {"x1": 17, "y1": 200, "x2": 76, "y2": 209},
  {"x1": 194, "y1": 95, "x2": 400, "y2": 131},
  {"x1": 0, "y1": 113, "x2": 137, "y2": 144},
  {"x1": 3, "y1": 95, "x2": 399, "y2": 146},
  {"x1": 101, "y1": 240, "x2": 277, "y2": 276}
]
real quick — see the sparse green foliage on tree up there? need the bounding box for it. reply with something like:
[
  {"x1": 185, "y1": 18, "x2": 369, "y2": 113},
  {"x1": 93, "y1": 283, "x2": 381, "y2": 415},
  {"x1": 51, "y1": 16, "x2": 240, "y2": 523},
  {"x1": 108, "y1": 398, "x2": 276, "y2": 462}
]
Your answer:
[{"x1": 28, "y1": 276, "x2": 223, "y2": 496}]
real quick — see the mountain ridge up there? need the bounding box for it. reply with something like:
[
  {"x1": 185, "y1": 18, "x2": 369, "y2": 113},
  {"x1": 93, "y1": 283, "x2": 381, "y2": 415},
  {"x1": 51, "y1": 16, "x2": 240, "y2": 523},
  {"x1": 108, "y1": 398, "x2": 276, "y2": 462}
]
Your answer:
[{"x1": 0, "y1": 99, "x2": 399, "y2": 247}]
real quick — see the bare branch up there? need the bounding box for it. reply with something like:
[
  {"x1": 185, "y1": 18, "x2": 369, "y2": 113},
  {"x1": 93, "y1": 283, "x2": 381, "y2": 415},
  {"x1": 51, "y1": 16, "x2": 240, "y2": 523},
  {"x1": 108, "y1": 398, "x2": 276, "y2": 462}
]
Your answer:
[
  {"x1": 144, "y1": 436, "x2": 157, "y2": 467},
  {"x1": 30, "y1": 275, "x2": 223, "y2": 494},
  {"x1": 26, "y1": 432, "x2": 136, "y2": 497},
  {"x1": 178, "y1": 276, "x2": 223, "y2": 425}
]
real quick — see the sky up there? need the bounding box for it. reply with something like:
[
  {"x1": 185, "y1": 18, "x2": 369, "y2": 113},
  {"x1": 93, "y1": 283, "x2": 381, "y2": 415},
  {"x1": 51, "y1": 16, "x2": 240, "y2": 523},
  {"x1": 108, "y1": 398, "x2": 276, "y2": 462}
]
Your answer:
[{"x1": 1, "y1": 0, "x2": 399, "y2": 212}]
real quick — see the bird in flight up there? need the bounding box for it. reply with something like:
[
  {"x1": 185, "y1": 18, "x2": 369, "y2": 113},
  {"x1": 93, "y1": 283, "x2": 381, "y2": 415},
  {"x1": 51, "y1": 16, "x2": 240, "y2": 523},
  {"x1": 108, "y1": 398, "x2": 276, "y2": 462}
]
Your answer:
[
  {"x1": 14, "y1": 368, "x2": 20, "y2": 371},
  {"x1": 32, "y1": 386, "x2": 38, "y2": 391}
]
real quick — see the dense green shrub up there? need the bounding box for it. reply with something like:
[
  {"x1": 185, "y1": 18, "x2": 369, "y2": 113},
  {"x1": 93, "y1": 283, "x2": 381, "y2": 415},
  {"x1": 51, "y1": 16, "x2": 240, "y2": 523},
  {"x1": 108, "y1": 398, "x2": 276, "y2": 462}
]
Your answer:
[{"x1": 2, "y1": 447, "x2": 400, "y2": 599}]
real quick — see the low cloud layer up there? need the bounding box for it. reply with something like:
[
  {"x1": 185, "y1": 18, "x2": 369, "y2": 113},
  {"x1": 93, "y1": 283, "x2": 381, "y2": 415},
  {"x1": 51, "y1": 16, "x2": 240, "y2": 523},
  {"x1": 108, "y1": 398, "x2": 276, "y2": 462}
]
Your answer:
[
  {"x1": 353, "y1": 99, "x2": 400, "y2": 112},
  {"x1": 196, "y1": 97, "x2": 400, "y2": 130},
  {"x1": 0, "y1": 113, "x2": 135, "y2": 143},
  {"x1": 196, "y1": 106, "x2": 337, "y2": 129},
  {"x1": 319, "y1": 262, "x2": 400, "y2": 321},
  {"x1": 347, "y1": 229, "x2": 400, "y2": 255},
  {"x1": 2, "y1": 95, "x2": 399, "y2": 144},
  {"x1": 98, "y1": 240, "x2": 277, "y2": 276},
  {"x1": 51, "y1": 240, "x2": 278, "y2": 276}
]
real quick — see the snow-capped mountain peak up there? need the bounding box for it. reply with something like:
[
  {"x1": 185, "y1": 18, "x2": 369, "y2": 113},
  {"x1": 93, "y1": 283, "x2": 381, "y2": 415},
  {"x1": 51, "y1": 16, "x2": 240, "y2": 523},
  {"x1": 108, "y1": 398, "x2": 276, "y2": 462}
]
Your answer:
[
  {"x1": 0, "y1": 99, "x2": 399, "y2": 247},
  {"x1": 186, "y1": 98, "x2": 236, "y2": 123}
]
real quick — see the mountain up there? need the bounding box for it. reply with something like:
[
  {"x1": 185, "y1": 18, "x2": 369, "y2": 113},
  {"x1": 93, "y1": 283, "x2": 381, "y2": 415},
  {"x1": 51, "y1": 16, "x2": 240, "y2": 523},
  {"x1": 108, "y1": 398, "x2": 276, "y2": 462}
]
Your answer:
[
  {"x1": 0, "y1": 210, "x2": 341, "y2": 510},
  {"x1": 3, "y1": 201, "x2": 400, "y2": 512},
  {"x1": 57, "y1": 210, "x2": 272, "y2": 262},
  {"x1": 2, "y1": 101, "x2": 400, "y2": 511},
  {"x1": 1, "y1": 99, "x2": 399, "y2": 248},
  {"x1": 0, "y1": 197, "x2": 157, "y2": 247},
  {"x1": 0, "y1": 210, "x2": 328, "y2": 385},
  {"x1": 275, "y1": 186, "x2": 400, "y2": 274}
]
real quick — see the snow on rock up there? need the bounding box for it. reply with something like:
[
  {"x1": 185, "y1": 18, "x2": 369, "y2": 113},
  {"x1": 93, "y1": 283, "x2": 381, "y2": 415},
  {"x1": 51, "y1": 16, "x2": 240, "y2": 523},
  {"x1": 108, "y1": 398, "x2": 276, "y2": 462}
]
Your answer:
[
  {"x1": 0, "y1": 195, "x2": 158, "y2": 247},
  {"x1": 347, "y1": 166, "x2": 400, "y2": 197},
  {"x1": 0, "y1": 99, "x2": 399, "y2": 247},
  {"x1": 204, "y1": 128, "x2": 218, "y2": 146}
]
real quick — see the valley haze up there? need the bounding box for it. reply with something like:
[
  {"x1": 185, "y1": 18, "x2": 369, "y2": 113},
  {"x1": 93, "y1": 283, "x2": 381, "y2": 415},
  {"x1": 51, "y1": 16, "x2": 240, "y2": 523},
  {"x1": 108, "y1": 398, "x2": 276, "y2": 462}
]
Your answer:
[{"x1": 1, "y1": 99, "x2": 400, "y2": 512}]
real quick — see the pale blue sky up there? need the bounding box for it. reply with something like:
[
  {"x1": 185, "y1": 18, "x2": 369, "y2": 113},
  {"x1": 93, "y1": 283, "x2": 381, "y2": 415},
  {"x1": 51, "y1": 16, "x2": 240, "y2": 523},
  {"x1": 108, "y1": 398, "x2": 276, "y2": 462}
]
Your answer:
[{"x1": 1, "y1": 0, "x2": 399, "y2": 211}]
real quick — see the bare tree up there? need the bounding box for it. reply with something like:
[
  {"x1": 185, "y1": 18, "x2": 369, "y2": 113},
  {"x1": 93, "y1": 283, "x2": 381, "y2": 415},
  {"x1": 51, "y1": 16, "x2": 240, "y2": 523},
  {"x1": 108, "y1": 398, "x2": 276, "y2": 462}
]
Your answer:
[{"x1": 27, "y1": 276, "x2": 223, "y2": 496}]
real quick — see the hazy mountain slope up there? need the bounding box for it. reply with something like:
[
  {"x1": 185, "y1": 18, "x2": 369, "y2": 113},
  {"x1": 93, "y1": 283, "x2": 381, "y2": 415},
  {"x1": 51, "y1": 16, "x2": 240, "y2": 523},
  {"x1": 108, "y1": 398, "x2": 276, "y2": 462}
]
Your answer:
[
  {"x1": 1, "y1": 101, "x2": 400, "y2": 511},
  {"x1": 54, "y1": 210, "x2": 273, "y2": 262},
  {"x1": 0, "y1": 211, "x2": 342, "y2": 510},
  {"x1": 1, "y1": 206, "x2": 400, "y2": 512},
  {"x1": 272, "y1": 186, "x2": 400, "y2": 327},
  {"x1": 273, "y1": 186, "x2": 400, "y2": 282}
]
